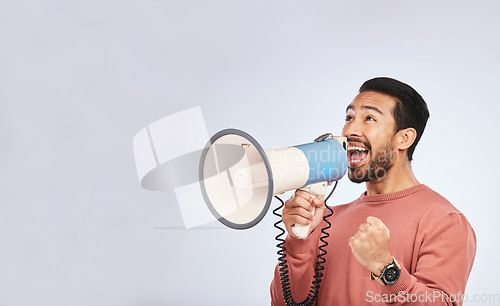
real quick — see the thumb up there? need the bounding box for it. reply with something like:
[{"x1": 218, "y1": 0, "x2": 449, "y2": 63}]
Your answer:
[
  {"x1": 312, "y1": 195, "x2": 325, "y2": 209},
  {"x1": 312, "y1": 197, "x2": 325, "y2": 216}
]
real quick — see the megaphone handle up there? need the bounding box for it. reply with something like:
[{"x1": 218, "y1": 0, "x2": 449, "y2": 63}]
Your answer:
[{"x1": 292, "y1": 182, "x2": 327, "y2": 239}]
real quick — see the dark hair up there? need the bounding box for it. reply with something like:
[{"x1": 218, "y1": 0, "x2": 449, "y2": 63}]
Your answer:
[{"x1": 359, "y1": 77, "x2": 430, "y2": 161}]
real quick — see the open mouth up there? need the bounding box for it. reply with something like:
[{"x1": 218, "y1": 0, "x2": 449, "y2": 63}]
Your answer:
[{"x1": 347, "y1": 145, "x2": 370, "y2": 168}]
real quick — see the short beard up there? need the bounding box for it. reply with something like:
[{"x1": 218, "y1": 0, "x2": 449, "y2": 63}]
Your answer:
[{"x1": 348, "y1": 143, "x2": 394, "y2": 184}]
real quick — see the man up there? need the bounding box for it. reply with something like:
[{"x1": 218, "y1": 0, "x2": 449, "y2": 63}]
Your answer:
[{"x1": 270, "y1": 77, "x2": 476, "y2": 305}]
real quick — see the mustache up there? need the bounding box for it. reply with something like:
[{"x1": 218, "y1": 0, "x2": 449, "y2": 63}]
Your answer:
[{"x1": 347, "y1": 137, "x2": 371, "y2": 151}]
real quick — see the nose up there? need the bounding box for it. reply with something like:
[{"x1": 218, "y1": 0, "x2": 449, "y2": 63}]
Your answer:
[{"x1": 342, "y1": 120, "x2": 362, "y2": 138}]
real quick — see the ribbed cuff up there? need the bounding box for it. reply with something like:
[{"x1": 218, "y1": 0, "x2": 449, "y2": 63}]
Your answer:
[{"x1": 284, "y1": 229, "x2": 321, "y2": 254}]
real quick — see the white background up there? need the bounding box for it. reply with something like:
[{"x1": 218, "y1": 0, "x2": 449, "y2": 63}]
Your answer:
[{"x1": 1, "y1": 1, "x2": 499, "y2": 305}]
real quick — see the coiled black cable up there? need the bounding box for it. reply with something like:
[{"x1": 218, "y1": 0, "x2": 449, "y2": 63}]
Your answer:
[{"x1": 273, "y1": 181, "x2": 338, "y2": 306}]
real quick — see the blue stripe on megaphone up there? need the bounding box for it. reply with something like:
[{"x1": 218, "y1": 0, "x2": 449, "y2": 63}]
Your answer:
[{"x1": 294, "y1": 139, "x2": 348, "y2": 186}]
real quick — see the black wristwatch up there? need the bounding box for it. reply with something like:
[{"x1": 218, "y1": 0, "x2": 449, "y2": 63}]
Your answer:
[{"x1": 370, "y1": 258, "x2": 401, "y2": 285}]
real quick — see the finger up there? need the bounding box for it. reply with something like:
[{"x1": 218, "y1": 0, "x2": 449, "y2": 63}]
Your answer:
[
  {"x1": 283, "y1": 207, "x2": 314, "y2": 222},
  {"x1": 284, "y1": 212, "x2": 312, "y2": 226},
  {"x1": 284, "y1": 200, "x2": 312, "y2": 215},
  {"x1": 285, "y1": 196, "x2": 314, "y2": 212},
  {"x1": 359, "y1": 223, "x2": 369, "y2": 232},
  {"x1": 366, "y1": 216, "x2": 381, "y2": 225},
  {"x1": 294, "y1": 190, "x2": 315, "y2": 202},
  {"x1": 312, "y1": 204, "x2": 325, "y2": 218}
]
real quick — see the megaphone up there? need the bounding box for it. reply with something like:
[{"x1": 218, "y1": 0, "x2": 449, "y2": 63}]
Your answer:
[{"x1": 199, "y1": 129, "x2": 348, "y2": 238}]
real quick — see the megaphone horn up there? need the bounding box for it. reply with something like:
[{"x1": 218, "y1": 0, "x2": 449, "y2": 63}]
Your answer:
[{"x1": 199, "y1": 129, "x2": 348, "y2": 238}]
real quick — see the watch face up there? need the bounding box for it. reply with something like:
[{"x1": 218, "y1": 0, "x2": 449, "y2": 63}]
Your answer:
[{"x1": 385, "y1": 266, "x2": 400, "y2": 284}]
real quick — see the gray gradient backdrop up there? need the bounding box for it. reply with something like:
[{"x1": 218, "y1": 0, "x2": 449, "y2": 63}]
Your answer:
[{"x1": 1, "y1": 1, "x2": 499, "y2": 305}]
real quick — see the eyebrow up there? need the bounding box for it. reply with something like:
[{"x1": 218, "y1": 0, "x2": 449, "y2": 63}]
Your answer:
[{"x1": 346, "y1": 105, "x2": 384, "y2": 115}]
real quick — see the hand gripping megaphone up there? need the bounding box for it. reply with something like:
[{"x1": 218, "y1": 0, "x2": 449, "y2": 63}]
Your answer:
[{"x1": 199, "y1": 129, "x2": 348, "y2": 238}]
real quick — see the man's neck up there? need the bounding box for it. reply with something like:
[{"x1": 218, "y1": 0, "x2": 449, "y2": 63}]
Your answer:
[{"x1": 365, "y1": 159, "x2": 420, "y2": 195}]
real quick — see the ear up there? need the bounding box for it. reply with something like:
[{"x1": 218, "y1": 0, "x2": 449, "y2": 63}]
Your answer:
[{"x1": 395, "y1": 128, "x2": 417, "y2": 151}]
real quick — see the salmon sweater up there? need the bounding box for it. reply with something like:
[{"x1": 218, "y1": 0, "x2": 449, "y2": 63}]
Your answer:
[{"x1": 270, "y1": 184, "x2": 476, "y2": 305}]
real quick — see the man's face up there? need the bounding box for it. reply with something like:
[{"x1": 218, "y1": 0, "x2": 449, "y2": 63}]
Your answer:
[{"x1": 341, "y1": 91, "x2": 398, "y2": 183}]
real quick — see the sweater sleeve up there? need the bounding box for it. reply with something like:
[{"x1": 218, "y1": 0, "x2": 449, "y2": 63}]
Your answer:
[
  {"x1": 270, "y1": 228, "x2": 323, "y2": 306},
  {"x1": 378, "y1": 212, "x2": 476, "y2": 305}
]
